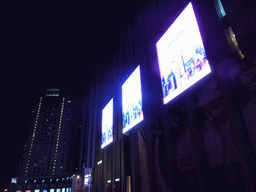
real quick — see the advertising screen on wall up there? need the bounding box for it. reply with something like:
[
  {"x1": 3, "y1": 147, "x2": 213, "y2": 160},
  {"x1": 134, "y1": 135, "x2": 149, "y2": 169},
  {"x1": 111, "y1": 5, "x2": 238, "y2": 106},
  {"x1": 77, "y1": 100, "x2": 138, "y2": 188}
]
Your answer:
[
  {"x1": 156, "y1": 2, "x2": 211, "y2": 104},
  {"x1": 101, "y1": 98, "x2": 113, "y2": 149},
  {"x1": 122, "y1": 65, "x2": 144, "y2": 134}
]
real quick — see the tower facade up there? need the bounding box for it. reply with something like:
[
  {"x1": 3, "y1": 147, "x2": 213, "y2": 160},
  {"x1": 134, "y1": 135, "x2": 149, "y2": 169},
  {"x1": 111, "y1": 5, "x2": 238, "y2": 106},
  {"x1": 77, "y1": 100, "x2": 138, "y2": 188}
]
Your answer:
[{"x1": 16, "y1": 88, "x2": 82, "y2": 192}]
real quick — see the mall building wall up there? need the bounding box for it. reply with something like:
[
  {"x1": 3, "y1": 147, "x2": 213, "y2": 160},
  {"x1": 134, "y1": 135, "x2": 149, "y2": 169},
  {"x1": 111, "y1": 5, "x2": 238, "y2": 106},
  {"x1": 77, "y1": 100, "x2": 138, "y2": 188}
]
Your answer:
[{"x1": 88, "y1": 0, "x2": 256, "y2": 191}]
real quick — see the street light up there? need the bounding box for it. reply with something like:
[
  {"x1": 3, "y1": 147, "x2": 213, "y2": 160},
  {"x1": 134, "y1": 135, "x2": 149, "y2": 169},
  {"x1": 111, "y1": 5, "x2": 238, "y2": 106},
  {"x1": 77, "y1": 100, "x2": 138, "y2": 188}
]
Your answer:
[{"x1": 76, "y1": 175, "x2": 80, "y2": 192}]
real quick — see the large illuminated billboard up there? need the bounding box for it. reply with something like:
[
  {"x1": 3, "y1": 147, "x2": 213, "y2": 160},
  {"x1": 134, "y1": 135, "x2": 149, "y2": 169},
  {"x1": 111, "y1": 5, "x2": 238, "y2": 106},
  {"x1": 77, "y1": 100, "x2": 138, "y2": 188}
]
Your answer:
[
  {"x1": 156, "y1": 2, "x2": 211, "y2": 104},
  {"x1": 122, "y1": 65, "x2": 144, "y2": 134},
  {"x1": 101, "y1": 98, "x2": 113, "y2": 149}
]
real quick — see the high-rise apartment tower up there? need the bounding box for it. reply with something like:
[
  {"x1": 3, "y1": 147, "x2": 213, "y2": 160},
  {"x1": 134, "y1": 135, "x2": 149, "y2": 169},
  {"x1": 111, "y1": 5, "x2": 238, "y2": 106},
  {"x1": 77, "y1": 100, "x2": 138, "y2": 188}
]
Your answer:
[{"x1": 15, "y1": 88, "x2": 82, "y2": 192}]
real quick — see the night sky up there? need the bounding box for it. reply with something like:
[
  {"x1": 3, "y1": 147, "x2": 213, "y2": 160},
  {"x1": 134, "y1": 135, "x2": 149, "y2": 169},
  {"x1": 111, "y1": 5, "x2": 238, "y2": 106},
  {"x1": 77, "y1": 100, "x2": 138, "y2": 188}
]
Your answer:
[{"x1": 1, "y1": 1, "x2": 147, "y2": 189}]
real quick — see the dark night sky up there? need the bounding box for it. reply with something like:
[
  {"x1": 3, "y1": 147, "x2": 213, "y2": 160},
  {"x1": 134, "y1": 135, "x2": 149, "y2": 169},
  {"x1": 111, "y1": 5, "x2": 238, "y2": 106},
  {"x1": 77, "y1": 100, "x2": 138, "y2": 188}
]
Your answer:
[{"x1": 1, "y1": 1, "x2": 147, "y2": 188}]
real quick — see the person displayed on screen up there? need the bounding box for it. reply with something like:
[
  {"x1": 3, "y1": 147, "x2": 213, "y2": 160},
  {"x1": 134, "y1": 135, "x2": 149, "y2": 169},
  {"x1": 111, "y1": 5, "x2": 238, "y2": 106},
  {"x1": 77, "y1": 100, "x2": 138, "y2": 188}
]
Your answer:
[
  {"x1": 162, "y1": 76, "x2": 168, "y2": 97},
  {"x1": 196, "y1": 58, "x2": 202, "y2": 71},
  {"x1": 168, "y1": 70, "x2": 177, "y2": 90},
  {"x1": 102, "y1": 132, "x2": 106, "y2": 144},
  {"x1": 123, "y1": 114, "x2": 126, "y2": 128},
  {"x1": 126, "y1": 111, "x2": 130, "y2": 126},
  {"x1": 195, "y1": 45, "x2": 206, "y2": 70},
  {"x1": 186, "y1": 65, "x2": 193, "y2": 79},
  {"x1": 138, "y1": 99, "x2": 142, "y2": 117},
  {"x1": 167, "y1": 73, "x2": 173, "y2": 91},
  {"x1": 162, "y1": 76, "x2": 166, "y2": 87},
  {"x1": 107, "y1": 126, "x2": 112, "y2": 140}
]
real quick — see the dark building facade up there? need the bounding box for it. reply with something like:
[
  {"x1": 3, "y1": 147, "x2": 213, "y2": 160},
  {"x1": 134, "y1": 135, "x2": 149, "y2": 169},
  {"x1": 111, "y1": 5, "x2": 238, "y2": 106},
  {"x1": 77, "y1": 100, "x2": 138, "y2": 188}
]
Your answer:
[
  {"x1": 14, "y1": 88, "x2": 82, "y2": 192},
  {"x1": 85, "y1": 0, "x2": 256, "y2": 191}
]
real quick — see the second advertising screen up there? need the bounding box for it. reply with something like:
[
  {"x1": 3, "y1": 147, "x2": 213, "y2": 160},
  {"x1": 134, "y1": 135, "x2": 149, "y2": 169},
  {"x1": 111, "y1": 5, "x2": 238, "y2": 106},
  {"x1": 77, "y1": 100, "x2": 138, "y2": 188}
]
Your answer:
[{"x1": 122, "y1": 65, "x2": 144, "y2": 134}]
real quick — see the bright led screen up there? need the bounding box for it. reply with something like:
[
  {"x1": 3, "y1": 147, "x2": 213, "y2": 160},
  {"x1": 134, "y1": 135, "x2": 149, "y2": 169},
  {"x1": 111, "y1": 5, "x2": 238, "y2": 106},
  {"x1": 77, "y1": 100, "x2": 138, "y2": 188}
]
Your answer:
[
  {"x1": 122, "y1": 65, "x2": 143, "y2": 133},
  {"x1": 156, "y1": 2, "x2": 211, "y2": 104},
  {"x1": 101, "y1": 98, "x2": 113, "y2": 149}
]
